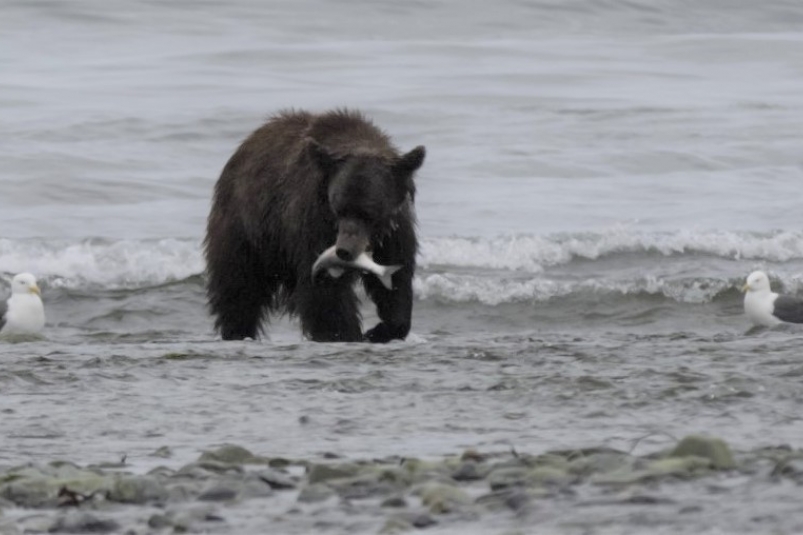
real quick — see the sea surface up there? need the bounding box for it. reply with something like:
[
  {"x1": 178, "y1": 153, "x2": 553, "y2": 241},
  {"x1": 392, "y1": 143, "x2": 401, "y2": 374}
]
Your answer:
[{"x1": 2, "y1": 0, "x2": 803, "y2": 533}]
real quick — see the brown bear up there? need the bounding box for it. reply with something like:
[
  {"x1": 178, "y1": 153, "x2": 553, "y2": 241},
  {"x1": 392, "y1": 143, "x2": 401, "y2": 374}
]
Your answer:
[{"x1": 204, "y1": 109, "x2": 426, "y2": 342}]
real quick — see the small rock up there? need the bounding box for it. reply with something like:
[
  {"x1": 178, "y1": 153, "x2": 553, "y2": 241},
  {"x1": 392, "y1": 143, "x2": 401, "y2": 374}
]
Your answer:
[
  {"x1": 567, "y1": 452, "x2": 635, "y2": 477},
  {"x1": 417, "y1": 483, "x2": 471, "y2": 514},
  {"x1": 148, "y1": 514, "x2": 172, "y2": 529},
  {"x1": 592, "y1": 456, "x2": 711, "y2": 486},
  {"x1": 476, "y1": 488, "x2": 548, "y2": 512},
  {"x1": 770, "y1": 458, "x2": 803, "y2": 480},
  {"x1": 461, "y1": 449, "x2": 486, "y2": 462},
  {"x1": 166, "y1": 483, "x2": 197, "y2": 502},
  {"x1": 199, "y1": 444, "x2": 268, "y2": 465},
  {"x1": 241, "y1": 474, "x2": 274, "y2": 498},
  {"x1": 380, "y1": 511, "x2": 438, "y2": 531},
  {"x1": 451, "y1": 461, "x2": 484, "y2": 482},
  {"x1": 531, "y1": 453, "x2": 571, "y2": 471},
  {"x1": 669, "y1": 435, "x2": 735, "y2": 470},
  {"x1": 151, "y1": 506, "x2": 224, "y2": 533},
  {"x1": 194, "y1": 460, "x2": 245, "y2": 475},
  {"x1": 525, "y1": 466, "x2": 577, "y2": 488},
  {"x1": 381, "y1": 496, "x2": 408, "y2": 508},
  {"x1": 504, "y1": 489, "x2": 532, "y2": 513},
  {"x1": 0, "y1": 465, "x2": 113, "y2": 508},
  {"x1": 197, "y1": 484, "x2": 238, "y2": 502},
  {"x1": 487, "y1": 467, "x2": 529, "y2": 491},
  {"x1": 268, "y1": 458, "x2": 292, "y2": 468},
  {"x1": 377, "y1": 467, "x2": 413, "y2": 486},
  {"x1": 5, "y1": 513, "x2": 53, "y2": 533},
  {"x1": 49, "y1": 512, "x2": 119, "y2": 534},
  {"x1": 379, "y1": 516, "x2": 412, "y2": 534},
  {"x1": 400, "y1": 458, "x2": 451, "y2": 482},
  {"x1": 297, "y1": 483, "x2": 335, "y2": 503},
  {"x1": 108, "y1": 475, "x2": 168, "y2": 504},
  {"x1": 411, "y1": 513, "x2": 438, "y2": 528},
  {"x1": 2, "y1": 478, "x2": 59, "y2": 508},
  {"x1": 329, "y1": 474, "x2": 398, "y2": 500},
  {"x1": 256, "y1": 468, "x2": 297, "y2": 490},
  {"x1": 307, "y1": 463, "x2": 361, "y2": 484}
]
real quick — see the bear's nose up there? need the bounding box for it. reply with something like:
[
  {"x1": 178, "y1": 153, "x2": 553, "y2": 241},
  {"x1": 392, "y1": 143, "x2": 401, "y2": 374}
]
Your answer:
[{"x1": 336, "y1": 248, "x2": 353, "y2": 261}]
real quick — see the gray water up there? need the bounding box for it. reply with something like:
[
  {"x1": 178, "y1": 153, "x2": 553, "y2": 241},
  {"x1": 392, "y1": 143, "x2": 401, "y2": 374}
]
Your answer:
[{"x1": 2, "y1": 0, "x2": 803, "y2": 533}]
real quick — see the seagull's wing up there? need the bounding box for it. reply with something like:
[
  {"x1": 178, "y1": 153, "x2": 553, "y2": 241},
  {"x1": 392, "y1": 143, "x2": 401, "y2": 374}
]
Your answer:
[{"x1": 771, "y1": 295, "x2": 803, "y2": 324}]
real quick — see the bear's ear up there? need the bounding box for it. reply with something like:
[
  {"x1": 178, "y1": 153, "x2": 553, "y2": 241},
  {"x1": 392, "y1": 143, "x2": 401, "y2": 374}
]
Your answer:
[
  {"x1": 393, "y1": 146, "x2": 425, "y2": 203},
  {"x1": 395, "y1": 145, "x2": 426, "y2": 175},
  {"x1": 306, "y1": 138, "x2": 339, "y2": 174}
]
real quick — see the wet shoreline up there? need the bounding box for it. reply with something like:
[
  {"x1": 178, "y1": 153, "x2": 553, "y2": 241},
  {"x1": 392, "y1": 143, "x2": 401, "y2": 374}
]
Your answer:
[{"x1": 2, "y1": 436, "x2": 802, "y2": 534}]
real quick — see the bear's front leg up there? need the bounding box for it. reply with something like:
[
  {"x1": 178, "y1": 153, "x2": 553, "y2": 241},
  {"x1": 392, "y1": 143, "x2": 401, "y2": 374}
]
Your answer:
[
  {"x1": 363, "y1": 270, "x2": 413, "y2": 343},
  {"x1": 297, "y1": 278, "x2": 363, "y2": 342}
]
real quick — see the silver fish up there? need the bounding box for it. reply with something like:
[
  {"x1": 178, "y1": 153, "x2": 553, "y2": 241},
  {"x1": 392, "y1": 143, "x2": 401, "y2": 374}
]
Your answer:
[{"x1": 311, "y1": 245, "x2": 402, "y2": 290}]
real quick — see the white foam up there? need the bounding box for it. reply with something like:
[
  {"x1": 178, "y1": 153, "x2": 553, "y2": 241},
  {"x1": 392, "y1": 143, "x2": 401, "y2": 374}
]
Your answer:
[
  {"x1": 413, "y1": 273, "x2": 569, "y2": 306},
  {"x1": 1, "y1": 230, "x2": 802, "y2": 296},
  {"x1": 0, "y1": 238, "x2": 203, "y2": 289},
  {"x1": 419, "y1": 229, "x2": 803, "y2": 271},
  {"x1": 413, "y1": 273, "x2": 734, "y2": 306}
]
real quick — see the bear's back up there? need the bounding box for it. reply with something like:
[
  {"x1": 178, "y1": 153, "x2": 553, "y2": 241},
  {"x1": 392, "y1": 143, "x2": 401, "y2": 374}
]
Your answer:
[{"x1": 304, "y1": 109, "x2": 397, "y2": 160}]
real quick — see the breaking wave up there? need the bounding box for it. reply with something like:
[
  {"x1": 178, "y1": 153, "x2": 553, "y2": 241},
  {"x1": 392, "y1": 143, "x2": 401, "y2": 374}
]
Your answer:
[
  {"x1": 413, "y1": 273, "x2": 739, "y2": 306},
  {"x1": 0, "y1": 238, "x2": 203, "y2": 289},
  {"x1": 419, "y1": 230, "x2": 803, "y2": 272},
  {"x1": 0, "y1": 230, "x2": 802, "y2": 304}
]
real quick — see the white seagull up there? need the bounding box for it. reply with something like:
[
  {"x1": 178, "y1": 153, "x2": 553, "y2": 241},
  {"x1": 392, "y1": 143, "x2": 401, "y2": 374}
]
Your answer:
[
  {"x1": 743, "y1": 270, "x2": 803, "y2": 327},
  {"x1": 0, "y1": 273, "x2": 46, "y2": 336}
]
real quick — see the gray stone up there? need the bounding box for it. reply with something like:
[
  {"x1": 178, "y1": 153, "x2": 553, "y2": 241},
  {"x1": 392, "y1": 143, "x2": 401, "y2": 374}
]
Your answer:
[
  {"x1": 197, "y1": 484, "x2": 238, "y2": 502},
  {"x1": 241, "y1": 474, "x2": 274, "y2": 498},
  {"x1": 592, "y1": 456, "x2": 712, "y2": 486},
  {"x1": 297, "y1": 483, "x2": 336, "y2": 503},
  {"x1": 487, "y1": 467, "x2": 529, "y2": 490},
  {"x1": 49, "y1": 512, "x2": 120, "y2": 534},
  {"x1": 198, "y1": 444, "x2": 270, "y2": 465},
  {"x1": 148, "y1": 514, "x2": 172, "y2": 529},
  {"x1": 381, "y1": 495, "x2": 408, "y2": 508},
  {"x1": 476, "y1": 488, "x2": 548, "y2": 512},
  {"x1": 329, "y1": 474, "x2": 398, "y2": 500},
  {"x1": 771, "y1": 458, "x2": 803, "y2": 480},
  {"x1": 525, "y1": 466, "x2": 577, "y2": 487},
  {"x1": 255, "y1": 468, "x2": 297, "y2": 490},
  {"x1": 416, "y1": 482, "x2": 472, "y2": 514},
  {"x1": 307, "y1": 463, "x2": 361, "y2": 484},
  {"x1": 411, "y1": 513, "x2": 438, "y2": 528},
  {"x1": 108, "y1": 475, "x2": 168, "y2": 504},
  {"x1": 451, "y1": 461, "x2": 484, "y2": 482},
  {"x1": 567, "y1": 452, "x2": 635, "y2": 477},
  {"x1": 379, "y1": 515, "x2": 412, "y2": 534}
]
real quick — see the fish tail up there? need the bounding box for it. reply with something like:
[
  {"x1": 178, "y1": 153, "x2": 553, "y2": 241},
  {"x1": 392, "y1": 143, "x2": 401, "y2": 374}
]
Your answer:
[{"x1": 379, "y1": 265, "x2": 403, "y2": 290}]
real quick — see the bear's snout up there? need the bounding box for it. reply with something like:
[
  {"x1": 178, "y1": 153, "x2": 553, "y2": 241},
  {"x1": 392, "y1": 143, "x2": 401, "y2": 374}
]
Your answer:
[{"x1": 335, "y1": 218, "x2": 370, "y2": 262}]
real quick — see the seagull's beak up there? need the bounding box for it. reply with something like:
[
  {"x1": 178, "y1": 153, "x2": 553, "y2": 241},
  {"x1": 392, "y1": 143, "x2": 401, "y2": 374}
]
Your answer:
[
  {"x1": 741, "y1": 283, "x2": 750, "y2": 293},
  {"x1": 29, "y1": 284, "x2": 41, "y2": 296}
]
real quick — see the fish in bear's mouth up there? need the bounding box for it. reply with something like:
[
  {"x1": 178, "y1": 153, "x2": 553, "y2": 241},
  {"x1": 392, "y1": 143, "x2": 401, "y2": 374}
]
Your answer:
[{"x1": 311, "y1": 245, "x2": 401, "y2": 290}]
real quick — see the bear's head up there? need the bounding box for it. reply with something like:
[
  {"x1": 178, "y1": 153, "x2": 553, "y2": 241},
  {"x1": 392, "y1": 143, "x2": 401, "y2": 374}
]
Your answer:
[{"x1": 308, "y1": 139, "x2": 425, "y2": 262}]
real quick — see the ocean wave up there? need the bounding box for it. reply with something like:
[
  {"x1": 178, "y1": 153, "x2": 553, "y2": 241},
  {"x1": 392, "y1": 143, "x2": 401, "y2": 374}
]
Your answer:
[
  {"x1": 413, "y1": 273, "x2": 738, "y2": 306},
  {"x1": 0, "y1": 238, "x2": 203, "y2": 289},
  {"x1": 1, "y1": 231, "x2": 802, "y2": 292},
  {"x1": 419, "y1": 230, "x2": 803, "y2": 271}
]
